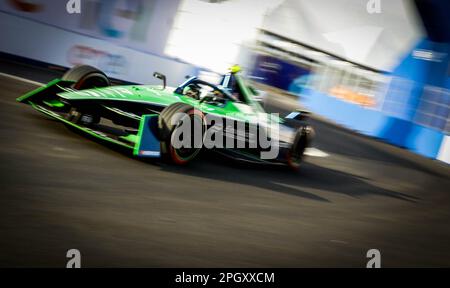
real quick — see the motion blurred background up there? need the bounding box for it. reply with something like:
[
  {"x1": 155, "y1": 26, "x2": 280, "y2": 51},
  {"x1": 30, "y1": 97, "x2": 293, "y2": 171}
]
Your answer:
[
  {"x1": 1, "y1": 0, "x2": 450, "y2": 268},
  {"x1": 1, "y1": 0, "x2": 448, "y2": 163}
]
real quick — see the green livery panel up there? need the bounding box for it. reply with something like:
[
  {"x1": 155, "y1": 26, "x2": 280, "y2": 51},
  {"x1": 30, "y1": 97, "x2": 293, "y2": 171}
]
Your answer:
[{"x1": 15, "y1": 67, "x2": 310, "y2": 167}]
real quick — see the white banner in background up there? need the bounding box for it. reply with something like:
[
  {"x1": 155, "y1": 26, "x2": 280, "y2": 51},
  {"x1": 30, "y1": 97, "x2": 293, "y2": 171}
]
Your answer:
[
  {"x1": 0, "y1": 0, "x2": 180, "y2": 56},
  {"x1": 0, "y1": 12, "x2": 198, "y2": 86},
  {"x1": 261, "y1": 0, "x2": 424, "y2": 71}
]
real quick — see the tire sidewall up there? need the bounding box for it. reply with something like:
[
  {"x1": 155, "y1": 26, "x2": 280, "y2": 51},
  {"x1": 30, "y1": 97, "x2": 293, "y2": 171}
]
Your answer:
[
  {"x1": 159, "y1": 103, "x2": 206, "y2": 165},
  {"x1": 62, "y1": 65, "x2": 110, "y2": 90}
]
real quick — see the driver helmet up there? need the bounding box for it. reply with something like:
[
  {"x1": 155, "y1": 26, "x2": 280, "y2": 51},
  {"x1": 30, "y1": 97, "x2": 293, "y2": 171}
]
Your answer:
[{"x1": 184, "y1": 84, "x2": 200, "y2": 99}]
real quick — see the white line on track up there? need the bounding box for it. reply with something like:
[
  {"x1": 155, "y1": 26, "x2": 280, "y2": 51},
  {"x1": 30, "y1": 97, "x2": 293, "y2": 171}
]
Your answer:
[
  {"x1": 304, "y1": 147, "x2": 329, "y2": 157},
  {"x1": 0, "y1": 72, "x2": 44, "y2": 86},
  {"x1": 1, "y1": 71, "x2": 330, "y2": 157}
]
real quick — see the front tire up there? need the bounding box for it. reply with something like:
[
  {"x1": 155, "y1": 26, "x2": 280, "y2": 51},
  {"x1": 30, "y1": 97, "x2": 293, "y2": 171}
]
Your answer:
[
  {"x1": 158, "y1": 103, "x2": 206, "y2": 165},
  {"x1": 62, "y1": 65, "x2": 110, "y2": 90}
]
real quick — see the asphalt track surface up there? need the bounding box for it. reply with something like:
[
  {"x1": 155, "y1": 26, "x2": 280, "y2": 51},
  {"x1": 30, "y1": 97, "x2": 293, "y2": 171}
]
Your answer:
[{"x1": 1, "y1": 63, "x2": 450, "y2": 267}]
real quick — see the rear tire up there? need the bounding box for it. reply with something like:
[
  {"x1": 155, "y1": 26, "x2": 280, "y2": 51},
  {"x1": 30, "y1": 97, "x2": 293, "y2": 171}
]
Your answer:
[
  {"x1": 62, "y1": 65, "x2": 110, "y2": 90},
  {"x1": 287, "y1": 127, "x2": 310, "y2": 171}
]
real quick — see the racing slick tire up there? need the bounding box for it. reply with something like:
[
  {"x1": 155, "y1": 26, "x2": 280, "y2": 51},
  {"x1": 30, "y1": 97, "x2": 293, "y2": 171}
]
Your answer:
[
  {"x1": 158, "y1": 103, "x2": 206, "y2": 165},
  {"x1": 287, "y1": 126, "x2": 314, "y2": 171},
  {"x1": 62, "y1": 65, "x2": 110, "y2": 90}
]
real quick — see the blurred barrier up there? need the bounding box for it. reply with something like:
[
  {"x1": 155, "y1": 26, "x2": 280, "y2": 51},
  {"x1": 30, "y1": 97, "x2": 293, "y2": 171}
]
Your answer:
[
  {"x1": 300, "y1": 87, "x2": 448, "y2": 163},
  {"x1": 0, "y1": 0, "x2": 179, "y2": 57},
  {"x1": 0, "y1": 12, "x2": 199, "y2": 86},
  {"x1": 261, "y1": 29, "x2": 450, "y2": 164},
  {"x1": 249, "y1": 53, "x2": 311, "y2": 91},
  {"x1": 244, "y1": 6, "x2": 449, "y2": 164}
]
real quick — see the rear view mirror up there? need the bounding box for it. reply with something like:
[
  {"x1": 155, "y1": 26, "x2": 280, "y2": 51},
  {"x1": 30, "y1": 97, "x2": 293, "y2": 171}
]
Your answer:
[{"x1": 153, "y1": 72, "x2": 166, "y2": 89}]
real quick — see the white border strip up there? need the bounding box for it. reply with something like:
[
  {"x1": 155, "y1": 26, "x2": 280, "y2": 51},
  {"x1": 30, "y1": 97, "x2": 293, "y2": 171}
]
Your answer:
[
  {"x1": 437, "y1": 135, "x2": 450, "y2": 164},
  {"x1": 304, "y1": 147, "x2": 329, "y2": 158},
  {"x1": 0, "y1": 72, "x2": 44, "y2": 86}
]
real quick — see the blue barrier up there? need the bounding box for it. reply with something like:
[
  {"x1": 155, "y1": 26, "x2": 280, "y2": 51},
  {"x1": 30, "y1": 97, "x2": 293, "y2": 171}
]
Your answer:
[{"x1": 299, "y1": 88, "x2": 446, "y2": 160}]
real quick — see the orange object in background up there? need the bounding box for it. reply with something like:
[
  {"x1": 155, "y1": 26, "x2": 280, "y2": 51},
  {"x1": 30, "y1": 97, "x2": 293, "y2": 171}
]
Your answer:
[{"x1": 329, "y1": 86, "x2": 375, "y2": 107}]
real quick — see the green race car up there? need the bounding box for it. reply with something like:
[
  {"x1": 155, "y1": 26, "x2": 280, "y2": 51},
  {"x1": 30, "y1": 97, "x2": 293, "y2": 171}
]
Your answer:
[{"x1": 17, "y1": 65, "x2": 314, "y2": 169}]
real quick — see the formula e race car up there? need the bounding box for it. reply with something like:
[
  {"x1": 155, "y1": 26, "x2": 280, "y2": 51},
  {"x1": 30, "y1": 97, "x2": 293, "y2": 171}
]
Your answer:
[{"x1": 17, "y1": 65, "x2": 314, "y2": 170}]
